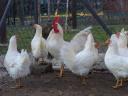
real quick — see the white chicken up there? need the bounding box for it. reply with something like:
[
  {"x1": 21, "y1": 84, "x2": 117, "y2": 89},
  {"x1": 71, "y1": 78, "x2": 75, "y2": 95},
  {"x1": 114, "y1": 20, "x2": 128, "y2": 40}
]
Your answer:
[
  {"x1": 59, "y1": 26, "x2": 93, "y2": 77},
  {"x1": 105, "y1": 35, "x2": 128, "y2": 89},
  {"x1": 4, "y1": 35, "x2": 31, "y2": 88},
  {"x1": 61, "y1": 33, "x2": 99, "y2": 84},
  {"x1": 31, "y1": 24, "x2": 48, "y2": 64}
]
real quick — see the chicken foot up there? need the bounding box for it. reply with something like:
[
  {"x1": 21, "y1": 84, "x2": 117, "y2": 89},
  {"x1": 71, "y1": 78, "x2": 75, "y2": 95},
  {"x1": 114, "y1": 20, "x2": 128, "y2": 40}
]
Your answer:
[
  {"x1": 59, "y1": 64, "x2": 64, "y2": 77},
  {"x1": 112, "y1": 79, "x2": 123, "y2": 89},
  {"x1": 56, "y1": 64, "x2": 64, "y2": 78}
]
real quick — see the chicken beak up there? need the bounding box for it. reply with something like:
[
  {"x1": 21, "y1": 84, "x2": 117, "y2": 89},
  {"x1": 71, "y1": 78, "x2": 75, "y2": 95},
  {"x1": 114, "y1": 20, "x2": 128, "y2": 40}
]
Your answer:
[
  {"x1": 95, "y1": 42, "x2": 100, "y2": 48},
  {"x1": 104, "y1": 39, "x2": 110, "y2": 46}
]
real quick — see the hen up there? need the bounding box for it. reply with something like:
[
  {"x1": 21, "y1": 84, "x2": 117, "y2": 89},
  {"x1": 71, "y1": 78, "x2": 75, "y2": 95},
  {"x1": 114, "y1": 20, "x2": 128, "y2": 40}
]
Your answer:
[
  {"x1": 4, "y1": 35, "x2": 31, "y2": 88},
  {"x1": 105, "y1": 35, "x2": 128, "y2": 88},
  {"x1": 59, "y1": 26, "x2": 93, "y2": 76},
  {"x1": 61, "y1": 33, "x2": 99, "y2": 84},
  {"x1": 31, "y1": 24, "x2": 48, "y2": 64}
]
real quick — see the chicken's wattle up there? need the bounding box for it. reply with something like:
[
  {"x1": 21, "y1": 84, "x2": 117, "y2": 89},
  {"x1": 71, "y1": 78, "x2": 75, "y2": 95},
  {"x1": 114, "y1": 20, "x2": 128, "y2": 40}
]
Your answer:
[{"x1": 53, "y1": 23, "x2": 59, "y2": 33}]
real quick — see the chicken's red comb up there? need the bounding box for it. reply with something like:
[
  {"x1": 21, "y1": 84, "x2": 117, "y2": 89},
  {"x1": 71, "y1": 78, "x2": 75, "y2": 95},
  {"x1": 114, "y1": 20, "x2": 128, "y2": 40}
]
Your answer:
[{"x1": 52, "y1": 16, "x2": 60, "y2": 33}]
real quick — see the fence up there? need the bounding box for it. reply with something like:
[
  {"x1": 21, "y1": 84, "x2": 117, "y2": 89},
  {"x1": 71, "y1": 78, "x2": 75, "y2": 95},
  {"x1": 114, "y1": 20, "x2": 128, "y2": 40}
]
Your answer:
[{"x1": 0, "y1": 0, "x2": 128, "y2": 54}]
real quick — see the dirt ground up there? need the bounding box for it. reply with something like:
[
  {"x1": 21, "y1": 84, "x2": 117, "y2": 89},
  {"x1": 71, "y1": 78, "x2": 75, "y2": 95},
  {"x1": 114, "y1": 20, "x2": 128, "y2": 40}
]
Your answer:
[{"x1": 0, "y1": 71, "x2": 128, "y2": 96}]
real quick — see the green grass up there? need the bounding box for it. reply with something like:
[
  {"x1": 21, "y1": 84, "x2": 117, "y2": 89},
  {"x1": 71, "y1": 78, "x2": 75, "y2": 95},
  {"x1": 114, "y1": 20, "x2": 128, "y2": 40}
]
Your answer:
[
  {"x1": 0, "y1": 24, "x2": 128, "y2": 54},
  {"x1": 0, "y1": 26, "x2": 34, "y2": 54},
  {"x1": 65, "y1": 25, "x2": 128, "y2": 42},
  {"x1": 92, "y1": 25, "x2": 128, "y2": 42}
]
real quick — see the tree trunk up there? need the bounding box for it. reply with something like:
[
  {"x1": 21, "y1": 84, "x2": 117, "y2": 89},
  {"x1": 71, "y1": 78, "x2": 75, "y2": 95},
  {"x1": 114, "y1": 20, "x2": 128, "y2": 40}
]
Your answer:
[
  {"x1": 34, "y1": 0, "x2": 40, "y2": 24},
  {"x1": 16, "y1": 0, "x2": 25, "y2": 25}
]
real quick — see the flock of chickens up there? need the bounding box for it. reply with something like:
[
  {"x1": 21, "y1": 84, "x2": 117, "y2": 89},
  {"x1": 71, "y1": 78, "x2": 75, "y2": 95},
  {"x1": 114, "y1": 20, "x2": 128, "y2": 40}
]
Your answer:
[{"x1": 3, "y1": 16, "x2": 128, "y2": 89}]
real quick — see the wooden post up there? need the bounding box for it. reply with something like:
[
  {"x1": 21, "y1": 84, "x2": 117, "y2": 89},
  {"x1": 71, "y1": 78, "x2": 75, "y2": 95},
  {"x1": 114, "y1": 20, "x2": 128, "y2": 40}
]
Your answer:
[
  {"x1": 15, "y1": 0, "x2": 25, "y2": 25},
  {"x1": 34, "y1": 0, "x2": 40, "y2": 24},
  {"x1": 47, "y1": 0, "x2": 51, "y2": 20},
  {"x1": 0, "y1": 0, "x2": 7, "y2": 43},
  {"x1": 71, "y1": 0, "x2": 77, "y2": 29}
]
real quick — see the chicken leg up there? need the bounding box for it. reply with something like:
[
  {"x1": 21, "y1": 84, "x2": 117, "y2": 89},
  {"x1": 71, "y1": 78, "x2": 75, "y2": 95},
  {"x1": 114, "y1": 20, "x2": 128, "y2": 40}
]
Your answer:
[
  {"x1": 112, "y1": 79, "x2": 123, "y2": 89},
  {"x1": 59, "y1": 64, "x2": 64, "y2": 77},
  {"x1": 11, "y1": 78, "x2": 23, "y2": 89},
  {"x1": 56, "y1": 64, "x2": 64, "y2": 78}
]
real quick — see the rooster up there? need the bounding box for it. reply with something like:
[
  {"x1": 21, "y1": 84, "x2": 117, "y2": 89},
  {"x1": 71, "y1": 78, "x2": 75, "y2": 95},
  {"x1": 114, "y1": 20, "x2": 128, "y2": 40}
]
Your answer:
[{"x1": 47, "y1": 16, "x2": 68, "y2": 77}]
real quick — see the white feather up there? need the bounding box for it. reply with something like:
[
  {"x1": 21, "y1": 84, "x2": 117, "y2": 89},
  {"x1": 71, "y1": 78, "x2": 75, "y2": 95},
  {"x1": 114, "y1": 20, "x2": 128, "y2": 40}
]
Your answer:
[{"x1": 70, "y1": 26, "x2": 92, "y2": 53}]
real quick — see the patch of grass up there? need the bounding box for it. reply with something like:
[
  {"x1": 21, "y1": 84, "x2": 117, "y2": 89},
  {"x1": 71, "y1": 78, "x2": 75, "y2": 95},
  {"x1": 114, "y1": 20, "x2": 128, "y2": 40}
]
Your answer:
[
  {"x1": 64, "y1": 31, "x2": 76, "y2": 41},
  {"x1": 64, "y1": 25, "x2": 128, "y2": 43},
  {"x1": 93, "y1": 25, "x2": 128, "y2": 42},
  {"x1": 1, "y1": 24, "x2": 128, "y2": 54},
  {"x1": 0, "y1": 26, "x2": 34, "y2": 54}
]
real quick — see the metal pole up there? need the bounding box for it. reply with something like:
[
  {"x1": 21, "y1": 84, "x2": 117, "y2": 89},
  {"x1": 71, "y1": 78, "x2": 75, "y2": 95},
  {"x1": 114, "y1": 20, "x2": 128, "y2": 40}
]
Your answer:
[
  {"x1": 0, "y1": 0, "x2": 11, "y2": 43},
  {"x1": 83, "y1": 0, "x2": 112, "y2": 36},
  {"x1": 34, "y1": 0, "x2": 40, "y2": 24},
  {"x1": 0, "y1": 0, "x2": 11, "y2": 28},
  {"x1": 17, "y1": 0, "x2": 24, "y2": 25}
]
